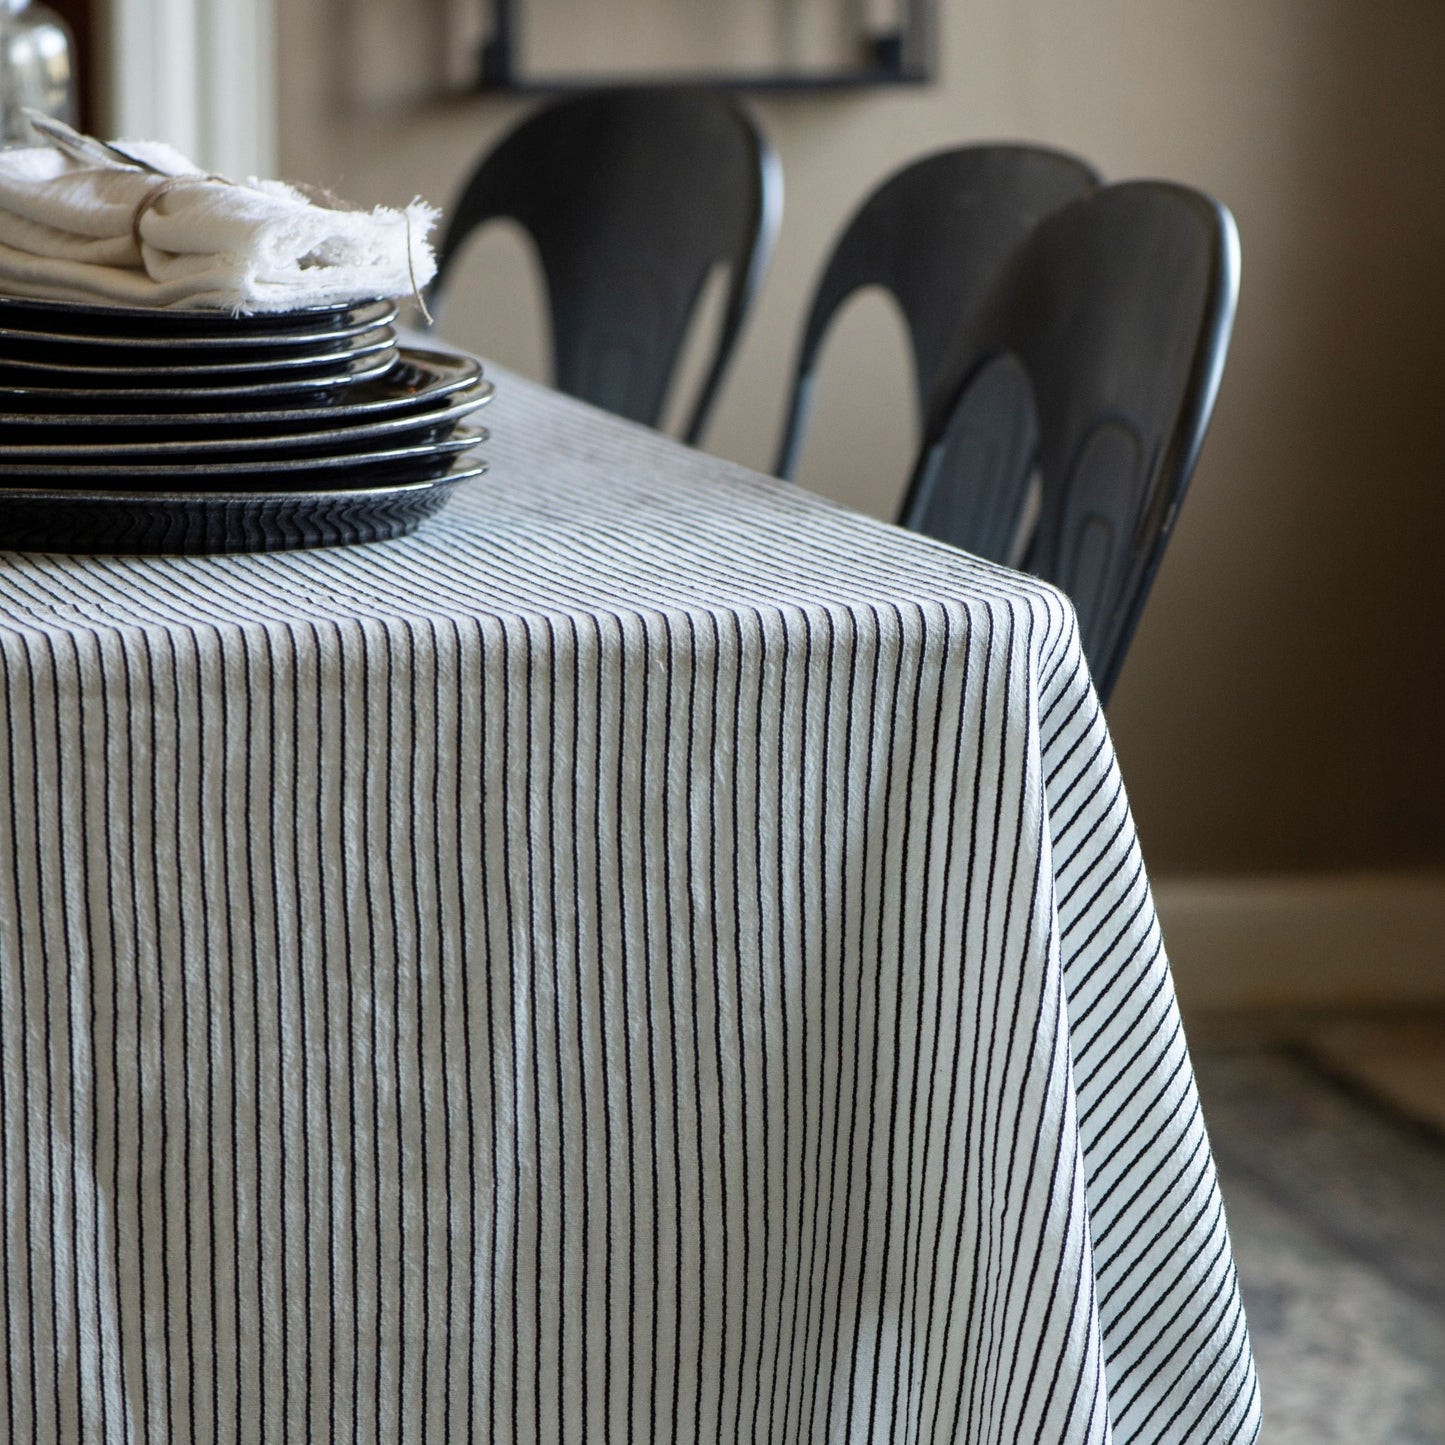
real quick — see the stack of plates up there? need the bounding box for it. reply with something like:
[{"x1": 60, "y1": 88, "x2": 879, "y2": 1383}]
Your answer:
[{"x1": 0, "y1": 294, "x2": 493, "y2": 554}]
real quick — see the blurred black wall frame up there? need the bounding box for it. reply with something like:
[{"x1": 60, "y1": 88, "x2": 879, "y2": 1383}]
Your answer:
[{"x1": 479, "y1": 0, "x2": 934, "y2": 90}]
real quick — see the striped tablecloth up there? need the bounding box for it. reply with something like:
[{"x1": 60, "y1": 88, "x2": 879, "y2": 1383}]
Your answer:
[{"x1": 0, "y1": 373, "x2": 1260, "y2": 1443}]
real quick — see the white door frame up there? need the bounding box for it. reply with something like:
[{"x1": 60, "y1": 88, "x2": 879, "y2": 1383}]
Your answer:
[{"x1": 105, "y1": 0, "x2": 276, "y2": 178}]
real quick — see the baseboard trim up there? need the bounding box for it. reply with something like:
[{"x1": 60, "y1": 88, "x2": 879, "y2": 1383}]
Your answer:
[{"x1": 1154, "y1": 869, "x2": 1445, "y2": 1014}]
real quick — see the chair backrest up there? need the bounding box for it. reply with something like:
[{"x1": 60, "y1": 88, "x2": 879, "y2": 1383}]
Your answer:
[
  {"x1": 428, "y1": 88, "x2": 781, "y2": 445},
  {"x1": 773, "y1": 144, "x2": 1100, "y2": 478},
  {"x1": 900, "y1": 181, "x2": 1240, "y2": 704}
]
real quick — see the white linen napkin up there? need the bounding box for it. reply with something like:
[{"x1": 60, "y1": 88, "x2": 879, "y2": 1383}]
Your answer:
[{"x1": 0, "y1": 123, "x2": 437, "y2": 312}]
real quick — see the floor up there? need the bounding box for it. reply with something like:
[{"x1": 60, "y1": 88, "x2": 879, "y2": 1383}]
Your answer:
[{"x1": 1187, "y1": 1011, "x2": 1445, "y2": 1444}]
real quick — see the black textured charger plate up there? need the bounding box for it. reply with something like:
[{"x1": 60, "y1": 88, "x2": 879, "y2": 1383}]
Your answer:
[{"x1": 0, "y1": 455, "x2": 486, "y2": 555}]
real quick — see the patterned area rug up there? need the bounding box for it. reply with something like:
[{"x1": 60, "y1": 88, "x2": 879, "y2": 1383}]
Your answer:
[{"x1": 1191, "y1": 1034, "x2": 1445, "y2": 1444}]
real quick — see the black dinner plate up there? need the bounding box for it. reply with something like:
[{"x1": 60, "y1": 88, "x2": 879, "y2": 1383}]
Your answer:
[
  {"x1": 0, "y1": 348, "x2": 399, "y2": 407},
  {"x1": 0, "y1": 350, "x2": 485, "y2": 433},
  {"x1": 0, "y1": 454, "x2": 486, "y2": 554},
  {"x1": 0, "y1": 325, "x2": 398, "y2": 381},
  {"x1": 0, "y1": 380, "x2": 491, "y2": 460},
  {"x1": 0, "y1": 424, "x2": 486, "y2": 482},
  {"x1": 0, "y1": 293, "x2": 396, "y2": 342}
]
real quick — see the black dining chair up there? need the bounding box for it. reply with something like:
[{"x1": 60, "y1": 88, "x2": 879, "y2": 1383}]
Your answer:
[
  {"x1": 427, "y1": 88, "x2": 782, "y2": 446},
  {"x1": 773, "y1": 144, "x2": 1100, "y2": 479},
  {"x1": 900, "y1": 180, "x2": 1240, "y2": 704}
]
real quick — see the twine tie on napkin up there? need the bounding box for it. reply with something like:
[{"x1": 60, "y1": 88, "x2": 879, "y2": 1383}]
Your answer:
[{"x1": 130, "y1": 173, "x2": 218, "y2": 252}]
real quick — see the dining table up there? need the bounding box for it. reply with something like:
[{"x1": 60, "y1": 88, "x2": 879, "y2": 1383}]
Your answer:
[{"x1": 0, "y1": 369, "x2": 1261, "y2": 1443}]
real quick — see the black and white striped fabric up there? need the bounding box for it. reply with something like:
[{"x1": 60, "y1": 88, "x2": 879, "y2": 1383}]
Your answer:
[{"x1": 0, "y1": 372, "x2": 1260, "y2": 1443}]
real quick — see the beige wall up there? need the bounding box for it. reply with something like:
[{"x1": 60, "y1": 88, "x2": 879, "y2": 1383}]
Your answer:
[{"x1": 278, "y1": 0, "x2": 1445, "y2": 879}]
